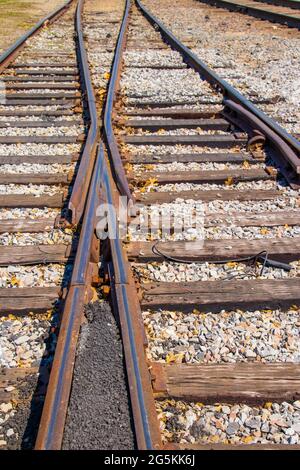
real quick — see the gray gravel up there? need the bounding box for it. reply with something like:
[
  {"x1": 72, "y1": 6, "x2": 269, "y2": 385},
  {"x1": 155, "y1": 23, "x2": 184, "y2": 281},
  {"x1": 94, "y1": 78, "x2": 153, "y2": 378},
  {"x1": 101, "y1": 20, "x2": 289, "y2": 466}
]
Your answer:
[
  {"x1": 63, "y1": 300, "x2": 135, "y2": 450},
  {"x1": 142, "y1": 0, "x2": 300, "y2": 133}
]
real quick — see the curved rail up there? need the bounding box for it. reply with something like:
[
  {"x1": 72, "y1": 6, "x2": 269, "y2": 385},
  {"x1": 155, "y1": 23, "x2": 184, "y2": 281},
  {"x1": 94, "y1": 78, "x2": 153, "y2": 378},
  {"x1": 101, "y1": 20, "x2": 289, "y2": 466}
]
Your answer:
[
  {"x1": 0, "y1": 0, "x2": 99, "y2": 226},
  {"x1": 101, "y1": 142, "x2": 162, "y2": 449},
  {"x1": 35, "y1": 0, "x2": 102, "y2": 449},
  {"x1": 103, "y1": 0, "x2": 133, "y2": 201},
  {"x1": 102, "y1": 0, "x2": 300, "y2": 450},
  {"x1": 0, "y1": 0, "x2": 74, "y2": 73},
  {"x1": 135, "y1": 0, "x2": 300, "y2": 159}
]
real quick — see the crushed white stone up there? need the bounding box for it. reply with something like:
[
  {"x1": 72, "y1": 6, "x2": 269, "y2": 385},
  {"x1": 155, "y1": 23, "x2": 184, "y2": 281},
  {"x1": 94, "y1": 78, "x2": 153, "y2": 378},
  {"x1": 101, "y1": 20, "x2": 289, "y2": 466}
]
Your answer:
[{"x1": 144, "y1": 308, "x2": 300, "y2": 364}]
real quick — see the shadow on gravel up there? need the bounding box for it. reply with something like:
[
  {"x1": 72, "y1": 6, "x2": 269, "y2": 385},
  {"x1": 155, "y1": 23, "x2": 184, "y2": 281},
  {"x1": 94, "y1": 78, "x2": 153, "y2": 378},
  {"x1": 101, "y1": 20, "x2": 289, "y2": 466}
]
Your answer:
[{"x1": 62, "y1": 299, "x2": 136, "y2": 450}]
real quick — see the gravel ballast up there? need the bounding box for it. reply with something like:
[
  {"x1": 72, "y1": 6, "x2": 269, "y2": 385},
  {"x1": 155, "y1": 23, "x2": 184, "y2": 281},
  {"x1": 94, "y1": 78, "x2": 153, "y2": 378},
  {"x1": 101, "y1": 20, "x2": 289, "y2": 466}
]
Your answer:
[{"x1": 63, "y1": 300, "x2": 135, "y2": 450}]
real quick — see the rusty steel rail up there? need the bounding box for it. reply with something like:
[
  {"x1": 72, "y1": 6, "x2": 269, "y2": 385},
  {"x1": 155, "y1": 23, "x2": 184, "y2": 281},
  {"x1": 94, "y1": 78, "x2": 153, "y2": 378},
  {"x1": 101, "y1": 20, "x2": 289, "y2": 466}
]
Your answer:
[
  {"x1": 103, "y1": 0, "x2": 133, "y2": 201},
  {"x1": 68, "y1": 0, "x2": 99, "y2": 224},
  {"x1": 99, "y1": 0, "x2": 300, "y2": 451},
  {"x1": 135, "y1": 0, "x2": 300, "y2": 162},
  {"x1": 197, "y1": 0, "x2": 300, "y2": 29},
  {"x1": 34, "y1": 0, "x2": 102, "y2": 449},
  {"x1": 0, "y1": 0, "x2": 74, "y2": 73}
]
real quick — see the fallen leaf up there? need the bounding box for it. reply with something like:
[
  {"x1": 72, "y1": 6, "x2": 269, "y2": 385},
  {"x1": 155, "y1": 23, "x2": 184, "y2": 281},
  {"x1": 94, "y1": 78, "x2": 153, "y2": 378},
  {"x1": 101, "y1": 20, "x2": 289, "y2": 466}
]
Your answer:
[
  {"x1": 10, "y1": 276, "x2": 20, "y2": 287},
  {"x1": 166, "y1": 353, "x2": 184, "y2": 364}
]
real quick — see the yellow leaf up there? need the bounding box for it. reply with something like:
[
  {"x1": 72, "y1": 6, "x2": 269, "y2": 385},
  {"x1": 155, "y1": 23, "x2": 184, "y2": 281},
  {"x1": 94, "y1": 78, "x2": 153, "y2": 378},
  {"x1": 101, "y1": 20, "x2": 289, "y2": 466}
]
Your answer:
[
  {"x1": 225, "y1": 176, "x2": 233, "y2": 186},
  {"x1": 242, "y1": 436, "x2": 254, "y2": 444},
  {"x1": 146, "y1": 177, "x2": 158, "y2": 186},
  {"x1": 260, "y1": 228, "x2": 269, "y2": 235},
  {"x1": 243, "y1": 160, "x2": 250, "y2": 169},
  {"x1": 103, "y1": 72, "x2": 110, "y2": 80}
]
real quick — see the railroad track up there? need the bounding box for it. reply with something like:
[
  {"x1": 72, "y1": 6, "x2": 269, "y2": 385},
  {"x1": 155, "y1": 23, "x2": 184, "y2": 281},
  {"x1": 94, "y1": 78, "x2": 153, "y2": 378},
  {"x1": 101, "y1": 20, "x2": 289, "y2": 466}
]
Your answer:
[
  {"x1": 96, "y1": 0, "x2": 300, "y2": 450},
  {"x1": 0, "y1": 0, "x2": 100, "y2": 449},
  {"x1": 198, "y1": 0, "x2": 300, "y2": 28},
  {"x1": 1, "y1": 0, "x2": 300, "y2": 452}
]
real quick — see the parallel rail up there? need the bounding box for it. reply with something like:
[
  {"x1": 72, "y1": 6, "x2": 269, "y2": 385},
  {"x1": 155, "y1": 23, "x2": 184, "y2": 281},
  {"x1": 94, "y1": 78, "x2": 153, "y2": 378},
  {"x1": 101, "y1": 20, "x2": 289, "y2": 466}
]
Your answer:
[
  {"x1": 197, "y1": 0, "x2": 300, "y2": 29},
  {"x1": 0, "y1": 0, "x2": 74, "y2": 73},
  {"x1": 254, "y1": 0, "x2": 300, "y2": 9},
  {"x1": 100, "y1": 0, "x2": 300, "y2": 450}
]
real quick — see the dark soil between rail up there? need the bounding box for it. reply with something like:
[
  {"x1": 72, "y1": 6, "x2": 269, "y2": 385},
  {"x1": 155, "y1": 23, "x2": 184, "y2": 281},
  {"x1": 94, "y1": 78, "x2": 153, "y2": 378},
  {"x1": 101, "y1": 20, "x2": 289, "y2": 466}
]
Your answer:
[{"x1": 62, "y1": 299, "x2": 135, "y2": 449}]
